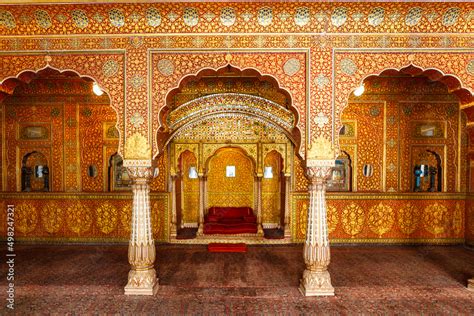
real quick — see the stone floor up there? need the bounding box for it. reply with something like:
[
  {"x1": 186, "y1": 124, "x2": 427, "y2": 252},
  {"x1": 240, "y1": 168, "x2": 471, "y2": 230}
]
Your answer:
[{"x1": 1, "y1": 244, "x2": 474, "y2": 314}]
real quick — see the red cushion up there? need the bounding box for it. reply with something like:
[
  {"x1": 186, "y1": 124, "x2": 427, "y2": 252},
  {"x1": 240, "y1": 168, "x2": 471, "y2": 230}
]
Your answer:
[{"x1": 243, "y1": 215, "x2": 257, "y2": 223}]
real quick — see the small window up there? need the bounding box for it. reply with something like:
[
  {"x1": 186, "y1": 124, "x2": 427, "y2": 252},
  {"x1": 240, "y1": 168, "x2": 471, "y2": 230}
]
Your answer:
[
  {"x1": 363, "y1": 164, "x2": 374, "y2": 177},
  {"x1": 88, "y1": 165, "x2": 98, "y2": 178}
]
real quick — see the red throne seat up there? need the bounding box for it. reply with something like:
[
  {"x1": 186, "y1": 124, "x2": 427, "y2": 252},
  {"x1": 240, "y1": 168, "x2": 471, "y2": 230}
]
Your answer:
[{"x1": 204, "y1": 206, "x2": 258, "y2": 234}]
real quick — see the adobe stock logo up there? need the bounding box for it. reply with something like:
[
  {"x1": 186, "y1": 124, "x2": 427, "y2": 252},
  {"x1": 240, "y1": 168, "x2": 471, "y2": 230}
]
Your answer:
[{"x1": 6, "y1": 204, "x2": 15, "y2": 310}]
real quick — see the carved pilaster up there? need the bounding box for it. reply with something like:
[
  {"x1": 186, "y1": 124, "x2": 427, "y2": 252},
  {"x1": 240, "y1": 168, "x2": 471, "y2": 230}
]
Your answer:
[
  {"x1": 197, "y1": 175, "x2": 205, "y2": 236},
  {"x1": 284, "y1": 175, "x2": 291, "y2": 238},
  {"x1": 170, "y1": 175, "x2": 177, "y2": 238},
  {"x1": 469, "y1": 278, "x2": 474, "y2": 291},
  {"x1": 256, "y1": 176, "x2": 264, "y2": 236},
  {"x1": 299, "y1": 161, "x2": 335, "y2": 297},
  {"x1": 124, "y1": 162, "x2": 159, "y2": 296}
]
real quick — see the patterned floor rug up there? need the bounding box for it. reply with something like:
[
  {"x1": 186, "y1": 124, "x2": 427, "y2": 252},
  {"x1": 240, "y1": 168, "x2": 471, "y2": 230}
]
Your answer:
[{"x1": 1, "y1": 244, "x2": 473, "y2": 314}]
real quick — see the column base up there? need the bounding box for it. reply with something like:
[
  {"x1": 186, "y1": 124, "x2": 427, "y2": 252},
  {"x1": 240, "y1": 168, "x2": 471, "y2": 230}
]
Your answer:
[
  {"x1": 284, "y1": 226, "x2": 291, "y2": 239},
  {"x1": 124, "y1": 268, "x2": 159, "y2": 296},
  {"x1": 299, "y1": 269, "x2": 335, "y2": 297},
  {"x1": 468, "y1": 278, "x2": 474, "y2": 291}
]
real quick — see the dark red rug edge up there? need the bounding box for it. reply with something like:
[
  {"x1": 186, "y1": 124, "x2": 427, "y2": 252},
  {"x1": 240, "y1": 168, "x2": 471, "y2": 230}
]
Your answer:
[{"x1": 207, "y1": 243, "x2": 247, "y2": 253}]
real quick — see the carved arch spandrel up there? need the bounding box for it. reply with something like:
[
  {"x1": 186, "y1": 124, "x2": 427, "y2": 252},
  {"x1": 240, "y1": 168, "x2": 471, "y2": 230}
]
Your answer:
[
  {"x1": 0, "y1": 53, "x2": 126, "y2": 156},
  {"x1": 151, "y1": 51, "x2": 308, "y2": 158}
]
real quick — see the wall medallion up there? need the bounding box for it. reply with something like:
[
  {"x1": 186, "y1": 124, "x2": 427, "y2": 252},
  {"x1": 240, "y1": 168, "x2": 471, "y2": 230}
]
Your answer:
[
  {"x1": 466, "y1": 60, "x2": 474, "y2": 76},
  {"x1": 398, "y1": 204, "x2": 420, "y2": 235},
  {"x1": 423, "y1": 203, "x2": 449, "y2": 235},
  {"x1": 157, "y1": 59, "x2": 175, "y2": 76},
  {"x1": 283, "y1": 58, "x2": 300, "y2": 76},
  {"x1": 35, "y1": 9, "x2": 52, "y2": 29},
  {"x1": 130, "y1": 112, "x2": 144, "y2": 128},
  {"x1": 405, "y1": 7, "x2": 423, "y2": 26},
  {"x1": 41, "y1": 202, "x2": 63, "y2": 234},
  {"x1": 331, "y1": 7, "x2": 347, "y2": 27},
  {"x1": 96, "y1": 203, "x2": 118, "y2": 234},
  {"x1": 16, "y1": 203, "x2": 38, "y2": 234},
  {"x1": 294, "y1": 7, "x2": 310, "y2": 27},
  {"x1": 315, "y1": 74, "x2": 330, "y2": 89},
  {"x1": 71, "y1": 9, "x2": 89, "y2": 29},
  {"x1": 102, "y1": 59, "x2": 119, "y2": 77},
  {"x1": 220, "y1": 7, "x2": 236, "y2": 27},
  {"x1": 67, "y1": 203, "x2": 92, "y2": 235},
  {"x1": 342, "y1": 203, "x2": 365, "y2": 238},
  {"x1": 183, "y1": 7, "x2": 199, "y2": 27},
  {"x1": 130, "y1": 75, "x2": 144, "y2": 89},
  {"x1": 0, "y1": 10, "x2": 16, "y2": 29},
  {"x1": 340, "y1": 58, "x2": 357, "y2": 75},
  {"x1": 109, "y1": 8, "x2": 125, "y2": 28},
  {"x1": 146, "y1": 7, "x2": 162, "y2": 27},
  {"x1": 257, "y1": 7, "x2": 273, "y2": 27},
  {"x1": 442, "y1": 7, "x2": 460, "y2": 26},
  {"x1": 368, "y1": 203, "x2": 394, "y2": 237},
  {"x1": 368, "y1": 7, "x2": 384, "y2": 27}
]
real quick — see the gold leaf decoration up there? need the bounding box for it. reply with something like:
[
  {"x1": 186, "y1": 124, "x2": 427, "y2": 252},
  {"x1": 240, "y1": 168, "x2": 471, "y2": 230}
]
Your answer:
[
  {"x1": 121, "y1": 204, "x2": 132, "y2": 233},
  {"x1": 16, "y1": 203, "x2": 38, "y2": 234},
  {"x1": 307, "y1": 136, "x2": 335, "y2": 161},
  {"x1": 452, "y1": 202, "x2": 463, "y2": 235},
  {"x1": 67, "y1": 203, "x2": 92, "y2": 235},
  {"x1": 327, "y1": 205, "x2": 339, "y2": 234},
  {"x1": 423, "y1": 203, "x2": 449, "y2": 235},
  {"x1": 41, "y1": 202, "x2": 63, "y2": 234},
  {"x1": 96, "y1": 203, "x2": 118, "y2": 234},
  {"x1": 397, "y1": 203, "x2": 420, "y2": 236},
  {"x1": 368, "y1": 202, "x2": 394, "y2": 238},
  {"x1": 342, "y1": 203, "x2": 365, "y2": 238},
  {"x1": 124, "y1": 132, "x2": 151, "y2": 160}
]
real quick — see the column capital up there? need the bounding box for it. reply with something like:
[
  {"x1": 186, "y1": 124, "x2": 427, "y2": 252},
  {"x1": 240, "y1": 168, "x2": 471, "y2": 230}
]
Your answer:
[{"x1": 124, "y1": 160, "x2": 154, "y2": 180}]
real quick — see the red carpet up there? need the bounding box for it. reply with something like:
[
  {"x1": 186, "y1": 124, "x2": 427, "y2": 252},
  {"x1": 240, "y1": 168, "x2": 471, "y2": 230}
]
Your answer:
[{"x1": 208, "y1": 243, "x2": 247, "y2": 252}]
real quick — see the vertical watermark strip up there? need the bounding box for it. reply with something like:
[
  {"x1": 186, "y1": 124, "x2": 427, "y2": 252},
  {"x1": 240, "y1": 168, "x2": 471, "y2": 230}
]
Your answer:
[{"x1": 6, "y1": 204, "x2": 15, "y2": 310}]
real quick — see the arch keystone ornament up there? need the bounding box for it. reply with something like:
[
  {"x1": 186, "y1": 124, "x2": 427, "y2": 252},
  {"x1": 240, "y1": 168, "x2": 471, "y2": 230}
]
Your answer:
[
  {"x1": 300, "y1": 139, "x2": 336, "y2": 296},
  {"x1": 123, "y1": 159, "x2": 159, "y2": 296}
]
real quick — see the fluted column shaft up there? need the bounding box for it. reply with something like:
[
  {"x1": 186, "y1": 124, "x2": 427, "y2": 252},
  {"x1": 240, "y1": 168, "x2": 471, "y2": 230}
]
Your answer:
[
  {"x1": 299, "y1": 164, "x2": 334, "y2": 296},
  {"x1": 124, "y1": 165, "x2": 159, "y2": 296}
]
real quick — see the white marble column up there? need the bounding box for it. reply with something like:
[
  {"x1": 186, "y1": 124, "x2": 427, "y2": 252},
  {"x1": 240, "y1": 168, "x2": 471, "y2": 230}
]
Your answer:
[
  {"x1": 283, "y1": 175, "x2": 291, "y2": 238},
  {"x1": 124, "y1": 164, "x2": 159, "y2": 296},
  {"x1": 469, "y1": 278, "x2": 474, "y2": 291},
  {"x1": 197, "y1": 175, "x2": 205, "y2": 236},
  {"x1": 299, "y1": 163, "x2": 335, "y2": 296},
  {"x1": 256, "y1": 176, "x2": 264, "y2": 236},
  {"x1": 170, "y1": 175, "x2": 177, "y2": 238}
]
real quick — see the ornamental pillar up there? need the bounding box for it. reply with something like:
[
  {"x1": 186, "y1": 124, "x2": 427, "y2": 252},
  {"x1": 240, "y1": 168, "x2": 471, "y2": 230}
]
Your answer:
[
  {"x1": 256, "y1": 176, "x2": 264, "y2": 236},
  {"x1": 197, "y1": 174, "x2": 206, "y2": 236},
  {"x1": 283, "y1": 175, "x2": 291, "y2": 238},
  {"x1": 170, "y1": 175, "x2": 177, "y2": 238},
  {"x1": 469, "y1": 278, "x2": 474, "y2": 291},
  {"x1": 299, "y1": 162, "x2": 335, "y2": 296},
  {"x1": 124, "y1": 163, "x2": 159, "y2": 296}
]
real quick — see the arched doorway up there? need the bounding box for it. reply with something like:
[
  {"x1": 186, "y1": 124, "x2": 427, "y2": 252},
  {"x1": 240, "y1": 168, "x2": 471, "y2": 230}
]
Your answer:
[{"x1": 160, "y1": 65, "x2": 298, "y2": 242}]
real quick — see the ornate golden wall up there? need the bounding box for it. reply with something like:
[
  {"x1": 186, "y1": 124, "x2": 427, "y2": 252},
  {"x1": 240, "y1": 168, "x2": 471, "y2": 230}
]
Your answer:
[
  {"x1": 0, "y1": 1, "x2": 473, "y2": 244},
  {"x1": 207, "y1": 148, "x2": 255, "y2": 208},
  {"x1": 293, "y1": 193, "x2": 465, "y2": 244},
  {"x1": 0, "y1": 193, "x2": 169, "y2": 242}
]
